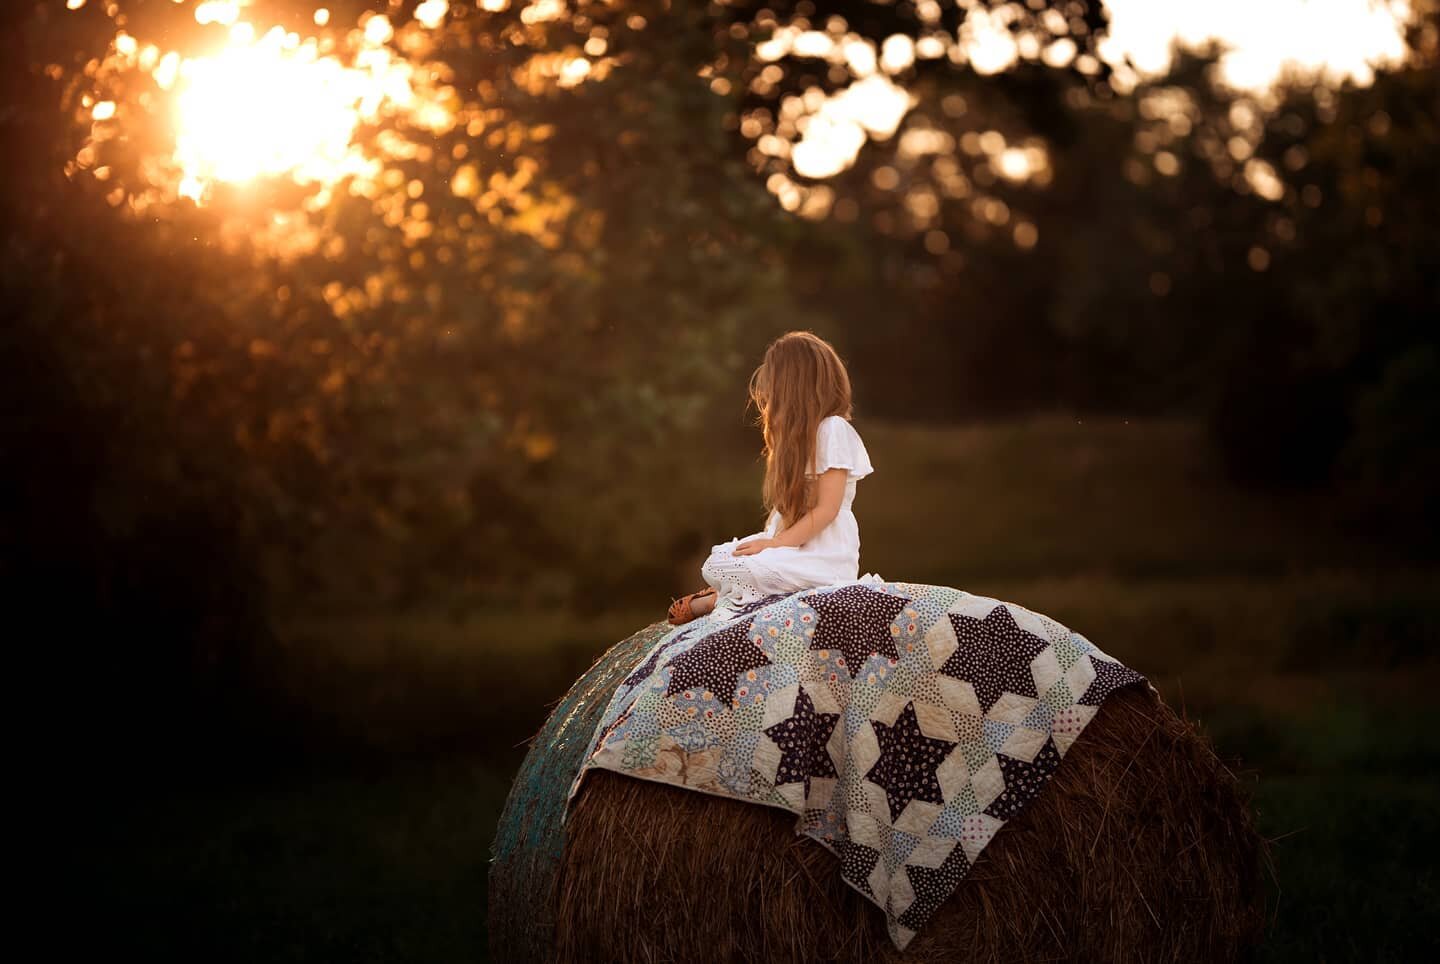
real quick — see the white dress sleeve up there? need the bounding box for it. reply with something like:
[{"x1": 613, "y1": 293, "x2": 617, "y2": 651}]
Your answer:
[{"x1": 812, "y1": 416, "x2": 874, "y2": 481}]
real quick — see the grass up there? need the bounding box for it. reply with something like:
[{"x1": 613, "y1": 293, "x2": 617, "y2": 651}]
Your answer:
[
  {"x1": 1216, "y1": 695, "x2": 1440, "y2": 962},
  {"x1": 1250, "y1": 773, "x2": 1440, "y2": 962},
  {"x1": 69, "y1": 758, "x2": 510, "y2": 963},
  {"x1": 856, "y1": 415, "x2": 1390, "y2": 584},
  {"x1": 74, "y1": 415, "x2": 1439, "y2": 961}
]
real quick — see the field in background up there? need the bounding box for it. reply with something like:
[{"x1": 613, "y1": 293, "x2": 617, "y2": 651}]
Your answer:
[{"x1": 74, "y1": 416, "x2": 1439, "y2": 961}]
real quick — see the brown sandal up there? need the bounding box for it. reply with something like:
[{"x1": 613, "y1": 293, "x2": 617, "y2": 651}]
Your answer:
[{"x1": 667, "y1": 587, "x2": 717, "y2": 626}]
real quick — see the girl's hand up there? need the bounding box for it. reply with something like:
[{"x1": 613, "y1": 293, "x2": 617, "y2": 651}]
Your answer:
[{"x1": 732, "y1": 537, "x2": 776, "y2": 557}]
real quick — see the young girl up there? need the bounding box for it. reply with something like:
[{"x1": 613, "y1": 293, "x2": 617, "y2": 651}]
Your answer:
[{"x1": 667, "y1": 331, "x2": 874, "y2": 625}]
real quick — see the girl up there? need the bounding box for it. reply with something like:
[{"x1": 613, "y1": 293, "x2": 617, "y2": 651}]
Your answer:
[{"x1": 667, "y1": 331, "x2": 874, "y2": 625}]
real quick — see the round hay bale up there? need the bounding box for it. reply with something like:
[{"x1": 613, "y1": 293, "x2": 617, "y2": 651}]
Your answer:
[{"x1": 490, "y1": 624, "x2": 1269, "y2": 963}]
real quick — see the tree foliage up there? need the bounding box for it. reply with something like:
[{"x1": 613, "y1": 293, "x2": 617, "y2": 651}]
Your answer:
[{"x1": 9, "y1": 0, "x2": 809, "y2": 616}]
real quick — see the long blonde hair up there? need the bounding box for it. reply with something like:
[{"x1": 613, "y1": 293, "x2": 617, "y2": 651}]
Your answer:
[{"x1": 747, "y1": 331, "x2": 854, "y2": 531}]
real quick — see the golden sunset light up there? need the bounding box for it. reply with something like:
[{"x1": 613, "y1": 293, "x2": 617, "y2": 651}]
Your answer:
[
  {"x1": 173, "y1": 26, "x2": 388, "y2": 199},
  {"x1": 69, "y1": 0, "x2": 1417, "y2": 222},
  {"x1": 77, "y1": 4, "x2": 467, "y2": 206}
]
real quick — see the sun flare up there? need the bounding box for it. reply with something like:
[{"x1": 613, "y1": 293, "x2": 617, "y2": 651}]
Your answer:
[
  {"x1": 173, "y1": 29, "x2": 382, "y2": 199},
  {"x1": 115, "y1": 5, "x2": 455, "y2": 204}
]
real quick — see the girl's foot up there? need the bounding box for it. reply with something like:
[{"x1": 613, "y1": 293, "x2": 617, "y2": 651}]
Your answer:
[
  {"x1": 690, "y1": 590, "x2": 717, "y2": 618},
  {"x1": 667, "y1": 588, "x2": 717, "y2": 625}
]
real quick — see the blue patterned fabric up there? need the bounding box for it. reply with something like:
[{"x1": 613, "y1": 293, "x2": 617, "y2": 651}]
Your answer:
[
  {"x1": 565, "y1": 579, "x2": 1151, "y2": 950},
  {"x1": 489, "y1": 621, "x2": 670, "y2": 961}
]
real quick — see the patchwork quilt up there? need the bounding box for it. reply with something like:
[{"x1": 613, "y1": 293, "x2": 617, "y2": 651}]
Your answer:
[{"x1": 564, "y1": 578, "x2": 1151, "y2": 950}]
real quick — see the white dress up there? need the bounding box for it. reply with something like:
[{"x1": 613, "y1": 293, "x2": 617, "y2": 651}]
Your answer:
[{"x1": 701, "y1": 415, "x2": 878, "y2": 611}]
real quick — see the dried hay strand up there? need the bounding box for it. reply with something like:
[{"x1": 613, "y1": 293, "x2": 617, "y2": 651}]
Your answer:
[{"x1": 552, "y1": 682, "x2": 1269, "y2": 963}]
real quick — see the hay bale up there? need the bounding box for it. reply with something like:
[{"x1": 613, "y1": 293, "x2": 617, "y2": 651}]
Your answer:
[{"x1": 490, "y1": 624, "x2": 1269, "y2": 963}]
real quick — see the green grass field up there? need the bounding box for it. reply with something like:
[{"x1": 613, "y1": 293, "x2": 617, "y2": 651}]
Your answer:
[{"x1": 76, "y1": 416, "x2": 1439, "y2": 961}]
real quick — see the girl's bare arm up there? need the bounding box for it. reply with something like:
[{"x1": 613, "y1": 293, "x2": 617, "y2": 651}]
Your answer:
[{"x1": 734, "y1": 468, "x2": 848, "y2": 554}]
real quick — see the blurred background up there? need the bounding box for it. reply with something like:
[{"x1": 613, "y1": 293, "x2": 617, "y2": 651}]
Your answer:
[{"x1": 6, "y1": 0, "x2": 1437, "y2": 959}]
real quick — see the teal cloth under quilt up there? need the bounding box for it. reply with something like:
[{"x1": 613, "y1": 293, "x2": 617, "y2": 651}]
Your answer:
[{"x1": 488, "y1": 621, "x2": 670, "y2": 962}]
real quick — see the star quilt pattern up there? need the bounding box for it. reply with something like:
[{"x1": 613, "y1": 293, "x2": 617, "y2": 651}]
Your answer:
[{"x1": 564, "y1": 579, "x2": 1150, "y2": 950}]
